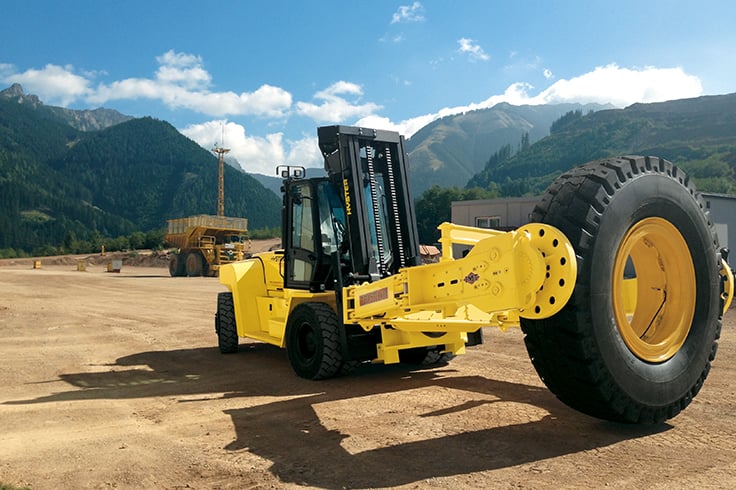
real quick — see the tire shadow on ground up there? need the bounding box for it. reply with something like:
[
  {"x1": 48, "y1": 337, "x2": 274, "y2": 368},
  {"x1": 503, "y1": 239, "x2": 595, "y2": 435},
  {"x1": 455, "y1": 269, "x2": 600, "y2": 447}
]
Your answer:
[{"x1": 4, "y1": 343, "x2": 669, "y2": 488}]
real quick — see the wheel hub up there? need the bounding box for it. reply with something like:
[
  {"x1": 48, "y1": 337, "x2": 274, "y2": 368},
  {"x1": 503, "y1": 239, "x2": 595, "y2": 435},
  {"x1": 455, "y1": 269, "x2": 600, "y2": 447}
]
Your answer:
[
  {"x1": 612, "y1": 217, "x2": 696, "y2": 362},
  {"x1": 296, "y1": 322, "x2": 317, "y2": 361}
]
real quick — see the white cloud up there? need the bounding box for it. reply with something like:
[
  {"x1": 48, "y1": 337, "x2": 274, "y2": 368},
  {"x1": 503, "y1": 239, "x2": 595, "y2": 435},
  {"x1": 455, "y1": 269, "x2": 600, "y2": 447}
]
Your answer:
[
  {"x1": 379, "y1": 33, "x2": 406, "y2": 43},
  {"x1": 3, "y1": 57, "x2": 704, "y2": 173},
  {"x1": 296, "y1": 81, "x2": 382, "y2": 123},
  {"x1": 1, "y1": 54, "x2": 384, "y2": 123},
  {"x1": 391, "y1": 2, "x2": 425, "y2": 24},
  {"x1": 165, "y1": 63, "x2": 707, "y2": 171},
  {"x1": 1, "y1": 51, "x2": 293, "y2": 118},
  {"x1": 91, "y1": 79, "x2": 292, "y2": 117},
  {"x1": 357, "y1": 64, "x2": 703, "y2": 139},
  {"x1": 88, "y1": 51, "x2": 292, "y2": 117},
  {"x1": 356, "y1": 113, "x2": 437, "y2": 139},
  {"x1": 531, "y1": 64, "x2": 703, "y2": 106},
  {"x1": 1, "y1": 63, "x2": 92, "y2": 106},
  {"x1": 458, "y1": 38, "x2": 490, "y2": 62},
  {"x1": 181, "y1": 120, "x2": 323, "y2": 175},
  {"x1": 285, "y1": 135, "x2": 323, "y2": 168},
  {"x1": 156, "y1": 50, "x2": 201, "y2": 68},
  {"x1": 154, "y1": 50, "x2": 211, "y2": 90}
]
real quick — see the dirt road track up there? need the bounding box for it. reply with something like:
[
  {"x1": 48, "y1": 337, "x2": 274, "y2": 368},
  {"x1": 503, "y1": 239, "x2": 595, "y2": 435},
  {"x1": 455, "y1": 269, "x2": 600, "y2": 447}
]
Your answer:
[{"x1": 1, "y1": 263, "x2": 735, "y2": 489}]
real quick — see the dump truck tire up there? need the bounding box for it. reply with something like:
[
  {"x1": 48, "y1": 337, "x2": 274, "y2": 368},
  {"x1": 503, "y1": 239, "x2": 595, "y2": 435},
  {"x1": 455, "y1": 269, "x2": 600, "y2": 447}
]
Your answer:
[
  {"x1": 215, "y1": 292, "x2": 238, "y2": 353},
  {"x1": 186, "y1": 252, "x2": 204, "y2": 277},
  {"x1": 168, "y1": 253, "x2": 185, "y2": 277},
  {"x1": 286, "y1": 303, "x2": 343, "y2": 380},
  {"x1": 521, "y1": 156, "x2": 722, "y2": 424}
]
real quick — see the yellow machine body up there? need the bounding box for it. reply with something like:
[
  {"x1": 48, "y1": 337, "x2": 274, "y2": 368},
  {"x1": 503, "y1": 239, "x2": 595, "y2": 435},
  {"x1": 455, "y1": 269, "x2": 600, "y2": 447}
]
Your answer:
[
  {"x1": 219, "y1": 221, "x2": 578, "y2": 364},
  {"x1": 214, "y1": 125, "x2": 735, "y2": 425}
]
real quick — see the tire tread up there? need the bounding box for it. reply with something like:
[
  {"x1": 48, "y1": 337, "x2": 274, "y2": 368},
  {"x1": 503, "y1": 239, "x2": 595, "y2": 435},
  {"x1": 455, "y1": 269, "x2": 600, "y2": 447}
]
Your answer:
[
  {"x1": 216, "y1": 292, "x2": 239, "y2": 354},
  {"x1": 521, "y1": 156, "x2": 722, "y2": 423}
]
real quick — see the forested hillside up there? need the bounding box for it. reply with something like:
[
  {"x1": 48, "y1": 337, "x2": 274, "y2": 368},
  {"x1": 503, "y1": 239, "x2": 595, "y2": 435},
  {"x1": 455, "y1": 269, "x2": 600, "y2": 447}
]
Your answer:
[
  {"x1": 0, "y1": 92, "x2": 280, "y2": 255},
  {"x1": 467, "y1": 93, "x2": 736, "y2": 195},
  {"x1": 4, "y1": 83, "x2": 735, "y2": 255},
  {"x1": 405, "y1": 102, "x2": 609, "y2": 194},
  {"x1": 55, "y1": 117, "x2": 280, "y2": 230}
]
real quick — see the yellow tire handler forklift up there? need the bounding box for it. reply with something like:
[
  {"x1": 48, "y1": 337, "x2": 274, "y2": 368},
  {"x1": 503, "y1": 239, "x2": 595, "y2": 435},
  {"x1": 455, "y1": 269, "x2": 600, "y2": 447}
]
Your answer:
[{"x1": 217, "y1": 125, "x2": 734, "y2": 424}]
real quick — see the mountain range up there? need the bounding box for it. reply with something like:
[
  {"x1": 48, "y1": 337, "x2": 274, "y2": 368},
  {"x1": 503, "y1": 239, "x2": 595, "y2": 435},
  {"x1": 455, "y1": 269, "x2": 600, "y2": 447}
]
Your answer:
[
  {"x1": 250, "y1": 102, "x2": 610, "y2": 197},
  {"x1": 2, "y1": 82, "x2": 735, "y2": 255},
  {"x1": 405, "y1": 102, "x2": 611, "y2": 195},
  {"x1": 0, "y1": 84, "x2": 280, "y2": 254},
  {"x1": 468, "y1": 93, "x2": 736, "y2": 196},
  {"x1": 1, "y1": 83, "x2": 134, "y2": 131}
]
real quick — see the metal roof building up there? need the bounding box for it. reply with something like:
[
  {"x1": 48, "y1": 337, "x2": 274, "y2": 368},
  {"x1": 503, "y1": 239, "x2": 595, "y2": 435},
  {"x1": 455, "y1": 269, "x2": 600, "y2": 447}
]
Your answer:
[{"x1": 451, "y1": 192, "x2": 736, "y2": 253}]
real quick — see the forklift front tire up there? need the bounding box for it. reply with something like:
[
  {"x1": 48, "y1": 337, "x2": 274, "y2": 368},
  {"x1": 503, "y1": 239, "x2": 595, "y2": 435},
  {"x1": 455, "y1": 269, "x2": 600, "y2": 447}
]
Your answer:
[{"x1": 286, "y1": 303, "x2": 343, "y2": 380}]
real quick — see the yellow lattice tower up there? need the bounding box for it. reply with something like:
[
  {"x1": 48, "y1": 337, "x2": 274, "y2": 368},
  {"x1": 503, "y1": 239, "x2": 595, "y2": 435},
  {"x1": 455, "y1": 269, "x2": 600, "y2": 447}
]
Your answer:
[{"x1": 212, "y1": 145, "x2": 230, "y2": 216}]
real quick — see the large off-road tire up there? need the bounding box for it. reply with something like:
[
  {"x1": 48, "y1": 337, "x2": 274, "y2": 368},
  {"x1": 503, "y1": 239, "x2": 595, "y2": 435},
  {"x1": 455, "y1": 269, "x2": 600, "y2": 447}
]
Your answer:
[
  {"x1": 215, "y1": 292, "x2": 238, "y2": 353},
  {"x1": 185, "y1": 252, "x2": 204, "y2": 277},
  {"x1": 521, "y1": 156, "x2": 723, "y2": 424},
  {"x1": 285, "y1": 303, "x2": 343, "y2": 380},
  {"x1": 168, "y1": 253, "x2": 185, "y2": 277}
]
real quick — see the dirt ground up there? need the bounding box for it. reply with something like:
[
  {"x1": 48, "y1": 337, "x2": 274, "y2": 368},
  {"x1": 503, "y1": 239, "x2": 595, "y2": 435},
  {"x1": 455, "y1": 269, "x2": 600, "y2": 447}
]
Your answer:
[{"x1": 1, "y1": 248, "x2": 735, "y2": 489}]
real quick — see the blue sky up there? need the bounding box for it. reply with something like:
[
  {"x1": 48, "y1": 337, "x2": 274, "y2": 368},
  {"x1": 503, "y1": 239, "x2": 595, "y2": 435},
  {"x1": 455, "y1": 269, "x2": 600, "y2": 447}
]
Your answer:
[{"x1": 2, "y1": 0, "x2": 735, "y2": 175}]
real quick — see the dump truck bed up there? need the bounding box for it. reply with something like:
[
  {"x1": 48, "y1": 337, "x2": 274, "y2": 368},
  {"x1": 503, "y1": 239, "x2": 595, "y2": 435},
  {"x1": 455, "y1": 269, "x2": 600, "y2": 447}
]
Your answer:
[
  {"x1": 166, "y1": 215, "x2": 248, "y2": 249},
  {"x1": 167, "y1": 215, "x2": 248, "y2": 235}
]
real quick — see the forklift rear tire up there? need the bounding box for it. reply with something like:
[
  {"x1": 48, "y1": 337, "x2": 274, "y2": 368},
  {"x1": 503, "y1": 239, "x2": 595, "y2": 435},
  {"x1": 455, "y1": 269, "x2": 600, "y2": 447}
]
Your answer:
[
  {"x1": 286, "y1": 303, "x2": 343, "y2": 380},
  {"x1": 216, "y1": 292, "x2": 238, "y2": 353},
  {"x1": 399, "y1": 347, "x2": 455, "y2": 365},
  {"x1": 521, "y1": 156, "x2": 722, "y2": 424},
  {"x1": 186, "y1": 252, "x2": 204, "y2": 277}
]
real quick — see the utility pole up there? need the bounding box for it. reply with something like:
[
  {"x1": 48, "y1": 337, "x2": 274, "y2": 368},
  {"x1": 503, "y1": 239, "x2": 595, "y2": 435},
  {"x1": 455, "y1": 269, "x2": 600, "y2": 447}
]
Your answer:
[{"x1": 212, "y1": 126, "x2": 230, "y2": 217}]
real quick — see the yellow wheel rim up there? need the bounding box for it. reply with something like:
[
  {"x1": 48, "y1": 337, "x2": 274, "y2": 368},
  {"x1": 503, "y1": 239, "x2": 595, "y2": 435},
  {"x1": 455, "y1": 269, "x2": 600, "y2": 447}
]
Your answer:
[{"x1": 612, "y1": 217, "x2": 696, "y2": 363}]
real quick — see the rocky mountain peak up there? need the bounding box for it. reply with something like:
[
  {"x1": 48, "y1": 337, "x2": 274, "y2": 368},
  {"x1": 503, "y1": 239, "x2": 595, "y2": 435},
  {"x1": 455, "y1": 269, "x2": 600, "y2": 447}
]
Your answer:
[
  {"x1": 1, "y1": 82, "x2": 25, "y2": 97},
  {"x1": 1, "y1": 83, "x2": 133, "y2": 131},
  {"x1": 0, "y1": 83, "x2": 42, "y2": 107}
]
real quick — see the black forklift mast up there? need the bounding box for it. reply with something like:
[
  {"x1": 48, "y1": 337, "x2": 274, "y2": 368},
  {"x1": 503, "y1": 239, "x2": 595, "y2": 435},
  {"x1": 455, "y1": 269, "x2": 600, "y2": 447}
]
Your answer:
[
  {"x1": 281, "y1": 125, "x2": 422, "y2": 294},
  {"x1": 318, "y1": 125, "x2": 422, "y2": 280}
]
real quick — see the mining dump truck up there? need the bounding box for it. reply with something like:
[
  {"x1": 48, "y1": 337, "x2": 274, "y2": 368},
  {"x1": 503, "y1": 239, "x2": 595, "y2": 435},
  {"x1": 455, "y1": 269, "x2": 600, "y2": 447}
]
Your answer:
[
  {"x1": 216, "y1": 125, "x2": 734, "y2": 424},
  {"x1": 166, "y1": 214, "x2": 250, "y2": 277}
]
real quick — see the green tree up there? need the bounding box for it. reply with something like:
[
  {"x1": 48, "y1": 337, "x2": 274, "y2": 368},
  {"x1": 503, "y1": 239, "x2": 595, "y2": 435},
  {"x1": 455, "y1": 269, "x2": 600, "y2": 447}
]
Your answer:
[
  {"x1": 129, "y1": 231, "x2": 146, "y2": 250},
  {"x1": 415, "y1": 186, "x2": 500, "y2": 244},
  {"x1": 62, "y1": 231, "x2": 77, "y2": 253},
  {"x1": 520, "y1": 132, "x2": 530, "y2": 152},
  {"x1": 144, "y1": 229, "x2": 166, "y2": 250}
]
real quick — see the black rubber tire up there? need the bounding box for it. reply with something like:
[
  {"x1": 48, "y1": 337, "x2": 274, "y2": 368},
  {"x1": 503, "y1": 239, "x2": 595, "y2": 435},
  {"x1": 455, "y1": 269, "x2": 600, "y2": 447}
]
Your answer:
[
  {"x1": 338, "y1": 360, "x2": 362, "y2": 376},
  {"x1": 185, "y1": 252, "x2": 203, "y2": 277},
  {"x1": 285, "y1": 302, "x2": 343, "y2": 380},
  {"x1": 521, "y1": 156, "x2": 722, "y2": 424},
  {"x1": 215, "y1": 292, "x2": 238, "y2": 353},
  {"x1": 168, "y1": 253, "x2": 185, "y2": 277}
]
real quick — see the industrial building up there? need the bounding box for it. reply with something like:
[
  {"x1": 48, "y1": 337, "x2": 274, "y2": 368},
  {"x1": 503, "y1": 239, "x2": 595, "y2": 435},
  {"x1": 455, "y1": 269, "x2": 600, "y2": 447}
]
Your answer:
[{"x1": 451, "y1": 192, "x2": 736, "y2": 252}]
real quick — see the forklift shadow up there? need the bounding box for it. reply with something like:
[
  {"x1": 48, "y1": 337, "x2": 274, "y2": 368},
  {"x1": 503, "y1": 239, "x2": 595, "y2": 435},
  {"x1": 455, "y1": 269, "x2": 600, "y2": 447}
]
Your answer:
[
  {"x1": 221, "y1": 359, "x2": 669, "y2": 488},
  {"x1": 4, "y1": 342, "x2": 669, "y2": 487},
  {"x1": 3, "y1": 342, "x2": 296, "y2": 405}
]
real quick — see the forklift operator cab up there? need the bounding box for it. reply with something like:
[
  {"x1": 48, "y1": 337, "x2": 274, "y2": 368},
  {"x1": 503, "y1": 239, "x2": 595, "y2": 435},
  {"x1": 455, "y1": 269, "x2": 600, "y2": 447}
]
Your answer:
[{"x1": 283, "y1": 178, "x2": 346, "y2": 291}]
